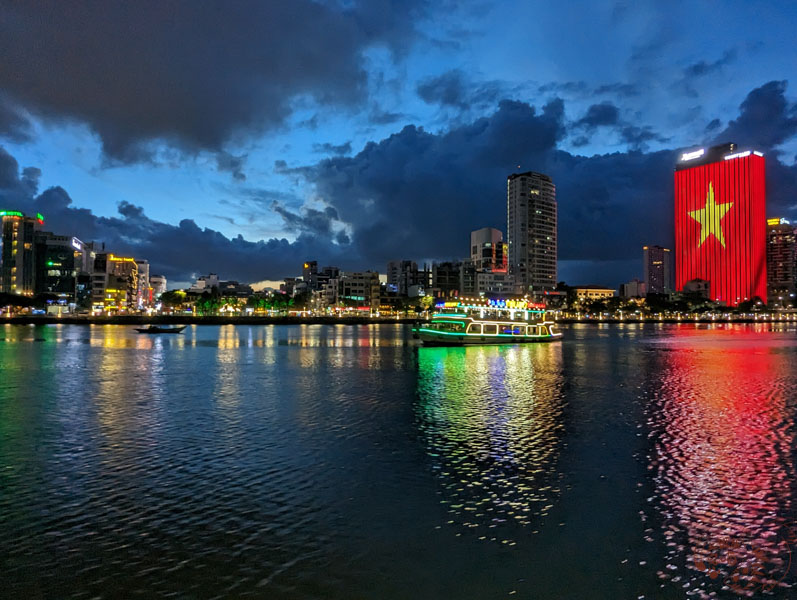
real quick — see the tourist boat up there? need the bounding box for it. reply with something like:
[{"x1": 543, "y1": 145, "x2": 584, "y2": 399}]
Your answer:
[
  {"x1": 413, "y1": 298, "x2": 562, "y2": 345},
  {"x1": 134, "y1": 325, "x2": 187, "y2": 334}
]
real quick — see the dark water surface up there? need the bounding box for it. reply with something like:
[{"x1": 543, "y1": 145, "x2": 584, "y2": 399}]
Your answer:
[{"x1": 2, "y1": 323, "x2": 797, "y2": 599}]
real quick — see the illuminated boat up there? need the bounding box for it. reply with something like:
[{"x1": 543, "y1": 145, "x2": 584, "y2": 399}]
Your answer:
[{"x1": 413, "y1": 298, "x2": 562, "y2": 345}]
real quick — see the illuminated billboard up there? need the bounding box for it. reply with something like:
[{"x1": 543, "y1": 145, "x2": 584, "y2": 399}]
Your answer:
[{"x1": 674, "y1": 150, "x2": 766, "y2": 306}]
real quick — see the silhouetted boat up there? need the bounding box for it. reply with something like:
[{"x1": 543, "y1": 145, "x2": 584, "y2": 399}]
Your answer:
[{"x1": 134, "y1": 325, "x2": 187, "y2": 334}]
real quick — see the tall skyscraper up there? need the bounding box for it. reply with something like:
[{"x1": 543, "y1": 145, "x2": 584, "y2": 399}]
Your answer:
[
  {"x1": 1, "y1": 210, "x2": 44, "y2": 295},
  {"x1": 674, "y1": 143, "x2": 767, "y2": 306},
  {"x1": 506, "y1": 171, "x2": 556, "y2": 296},
  {"x1": 766, "y1": 217, "x2": 797, "y2": 307},
  {"x1": 642, "y1": 245, "x2": 673, "y2": 294}
]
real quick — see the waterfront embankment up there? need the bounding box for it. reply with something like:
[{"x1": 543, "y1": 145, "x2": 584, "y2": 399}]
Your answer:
[{"x1": 1, "y1": 315, "x2": 793, "y2": 325}]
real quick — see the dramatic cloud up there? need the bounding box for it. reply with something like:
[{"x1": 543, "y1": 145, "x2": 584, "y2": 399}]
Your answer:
[
  {"x1": 2, "y1": 81, "x2": 796, "y2": 287},
  {"x1": 0, "y1": 0, "x2": 427, "y2": 162},
  {"x1": 0, "y1": 145, "x2": 350, "y2": 284},
  {"x1": 714, "y1": 80, "x2": 797, "y2": 152},
  {"x1": 299, "y1": 82, "x2": 797, "y2": 284}
]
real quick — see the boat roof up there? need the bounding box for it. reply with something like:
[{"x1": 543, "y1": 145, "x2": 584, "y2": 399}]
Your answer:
[{"x1": 434, "y1": 297, "x2": 546, "y2": 314}]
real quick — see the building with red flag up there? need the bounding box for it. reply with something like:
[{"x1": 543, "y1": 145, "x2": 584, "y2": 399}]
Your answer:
[{"x1": 674, "y1": 143, "x2": 767, "y2": 306}]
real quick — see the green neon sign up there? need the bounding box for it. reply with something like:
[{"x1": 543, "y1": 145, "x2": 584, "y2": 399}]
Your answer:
[{"x1": 0, "y1": 210, "x2": 24, "y2": 218}]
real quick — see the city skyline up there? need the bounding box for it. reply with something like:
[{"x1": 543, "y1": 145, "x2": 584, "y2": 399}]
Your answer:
[{"x1": 1, "y1": 3, "x2": 797, "y2": 287}]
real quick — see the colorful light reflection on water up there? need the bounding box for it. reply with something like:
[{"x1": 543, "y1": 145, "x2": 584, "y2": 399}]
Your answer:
[
  {"x1": 415, "y1": 344, "x2": 565, "y2": 542},
  {"x1": 642, "y1": 326, "x2": 797, "y2": 597}
]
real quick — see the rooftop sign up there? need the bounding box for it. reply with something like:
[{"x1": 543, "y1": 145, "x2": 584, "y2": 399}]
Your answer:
[{"x1": 680, "y1": 148, "x2": 705, "y2": 162}]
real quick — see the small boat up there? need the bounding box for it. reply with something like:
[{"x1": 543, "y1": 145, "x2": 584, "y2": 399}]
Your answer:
[
  {"x1": 413, "y1": 297, "x2": 562, "y2": 346},
  {"x1": 134, "y1": 325, "x2": 187, "y2": 334}
]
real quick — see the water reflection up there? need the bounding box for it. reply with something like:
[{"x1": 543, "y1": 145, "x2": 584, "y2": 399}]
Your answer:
[
  {"x1": 643, "y1": 330, "x2": 796, "y2": 597},
  {"x1": 415, "y1": 343, "x2": 565, "y2": 542}
]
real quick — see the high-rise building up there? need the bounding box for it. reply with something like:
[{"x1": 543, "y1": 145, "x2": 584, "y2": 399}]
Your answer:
[
  {"x1": 766, "y1": 217, "x2": 797, "y2": 307},
  {"x1": 0, "y1": 210, "x2": 44, "y2": 295},
  {"x1": 642, "y1": 245, "x2": 673, "y2": 294},
  {"x1": 507, "y1": 171, "x2": 556, "y2": 296},
  {"x1": 674, "y1": 143, "x2": 767, "y2": 306},
  {"x1": 470, "y1": 227, "x2": 507, "y2": 272},
  {"x1": 34, "y1": 233, "x2": 94, "y2": 304}
]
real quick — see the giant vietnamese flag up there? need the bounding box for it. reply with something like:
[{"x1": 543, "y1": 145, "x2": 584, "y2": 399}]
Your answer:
[{"x1": 674, "y1": 150, "x2": 767, "y2": 306}]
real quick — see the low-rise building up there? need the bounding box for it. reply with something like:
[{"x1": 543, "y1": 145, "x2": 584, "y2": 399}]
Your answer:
[
  {"x1": 150, "y1": 275, "x2": 167, "y2": 299},
  {"x1": 619, "y1": 279, "x2": 647, "y2": 298},
  {"x1": 572, "y1": 285, "x2": 616, "y2": 303}
]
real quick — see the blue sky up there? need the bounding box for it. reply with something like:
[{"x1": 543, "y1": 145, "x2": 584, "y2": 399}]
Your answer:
[{"x1": 1, "y1": 1, "x2": 796, "y2": 287}]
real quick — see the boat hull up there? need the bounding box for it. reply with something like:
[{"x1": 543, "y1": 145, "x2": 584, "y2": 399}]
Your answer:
[
  {"x1": 413, "y1": 328, "x2": 562, "y2": 346},
  {"x1": 134, "y1": 326, "x2": 186, "y2": 334}
]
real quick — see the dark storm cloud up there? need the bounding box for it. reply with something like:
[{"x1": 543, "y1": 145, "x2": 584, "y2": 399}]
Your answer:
[
  {"x1": 0, "y1": 0, "x2": 426, "y2": 162},
  {"x1": 0, "y1": 145, "x2": 350, "y2": 282},
  {"x1": 299, "y1": 86, "x2": 797, "y2": 284},
  {"x1": 416, "y1": 69, "x2": 504, "y2": 109},
  {"x1": 312, "y1": 141, "x2": 353, "y2": 156},
  {"x1": 714, "y1": 80, "x2": 797, "y2": 151},
  {"x1": 4, "y1": 80, "x2": 797, "y2": 286}
]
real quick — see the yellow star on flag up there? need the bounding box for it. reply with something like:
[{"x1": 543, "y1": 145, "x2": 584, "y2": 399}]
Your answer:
[{"x1": 688, "y1": 182, "x2": 733, "y2": 248}]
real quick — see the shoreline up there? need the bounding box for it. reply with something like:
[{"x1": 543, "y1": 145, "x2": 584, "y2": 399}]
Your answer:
[{"x1": 1, "y1": 316, "x2": 793, "y2": 326}]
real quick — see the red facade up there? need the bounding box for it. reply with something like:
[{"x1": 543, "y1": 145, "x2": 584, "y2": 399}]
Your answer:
[{"x1": 675, "y1": 153, "x2": 767, "y2": 306}]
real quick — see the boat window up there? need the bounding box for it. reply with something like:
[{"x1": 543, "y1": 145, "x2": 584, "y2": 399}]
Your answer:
[
  {"x1": 538, "y1": 326, "x2": 548, "y2": 336},
  {"x1": 467, "y1": 323, "x2": 482, "y2": 334},
  {"x1": 483, "y1": 324, "x2": 498, "y2": 335},
  {"x1": 433, "y1": 321, "x2": 465, "y2": 332},
  {"x1": 500, "y1": 325, "x2": 524, "y2": 335},
  {"x1": 528, "y1": 326, "x2": 538, "y2": 336}
]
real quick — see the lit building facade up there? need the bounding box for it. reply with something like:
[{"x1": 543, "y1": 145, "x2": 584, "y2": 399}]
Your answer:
[
  {"x1": 34, "y1": 233, "x2": 94, "y2": 305},
  {"x1": 470, "y1": 227, "x2": 507, "y2": 272},
  {"x1": 572, "y1": 286, "x2": 616, "y2": 303},
  {"x1": 324, "y1": 271, "x2": 380, "y2": 310},
  {"x1": 766, "y1": 217, "x2": 797, "y2": 307},
  {"x1": 507, "y1": 171, "x2": 556, "y2": 296},
  {"x1": 135, "y1": 259, "x2": 150, "y2": 308},
  {"x1": 643, "y1": 245, "x2": 673, "y2": 294},
  {"x1": 0, "y1": 210, "x2": 44, "y2": 295},
  {"x1": 674, "y1": 144, "x2": 767, "y2": 306},
  {"x1": 92, "y1": 253, "x2": 139, "y2": 313}
]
